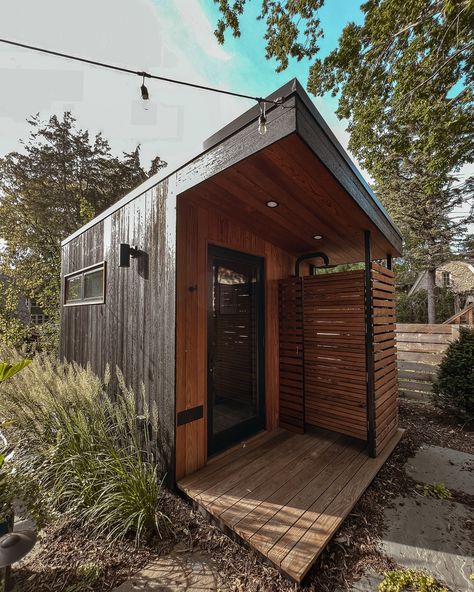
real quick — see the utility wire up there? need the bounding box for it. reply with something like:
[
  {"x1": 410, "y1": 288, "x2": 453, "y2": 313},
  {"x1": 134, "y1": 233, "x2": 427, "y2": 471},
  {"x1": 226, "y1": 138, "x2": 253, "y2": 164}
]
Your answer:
[{"x1": 0, "y1": 37, "x2": 283, "y2": 105}]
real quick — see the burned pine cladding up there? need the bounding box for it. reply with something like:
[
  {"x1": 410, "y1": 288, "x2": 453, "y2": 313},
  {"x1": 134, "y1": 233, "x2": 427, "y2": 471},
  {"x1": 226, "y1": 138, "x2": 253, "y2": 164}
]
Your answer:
[
  {"x1": 60, "y1": 179, "x2": 176, "y2": 482},
  {"x1": 60, "y1": 77, "x2": 403, "y2": 494}
]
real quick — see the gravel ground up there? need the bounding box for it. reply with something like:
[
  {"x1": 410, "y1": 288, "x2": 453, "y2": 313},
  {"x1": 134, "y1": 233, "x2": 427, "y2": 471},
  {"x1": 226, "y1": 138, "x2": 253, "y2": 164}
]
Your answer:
[{"x1": 12, "y1": 399, "x2": 474, "y2": 592}]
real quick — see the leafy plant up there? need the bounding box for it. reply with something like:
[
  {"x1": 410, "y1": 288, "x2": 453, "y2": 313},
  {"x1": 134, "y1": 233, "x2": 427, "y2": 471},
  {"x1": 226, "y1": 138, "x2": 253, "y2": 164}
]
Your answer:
[
  {"x1": 379, "y1": 568, "x2": 449, "y2": 592},
  {"x1": 0, "y1": 359, "x2": 32, "y2": 382},
  {"x1": 0, "y1": 356, "x2": 49, "y2": 528},
  {"x1": 432, "y1": 327, "x2": 474, "y2": 417},
  {"x1": 417, "y1": 482, "x2": 452, "y2": 500},
  {"x1": 0, "y1": 348, "x2": 169, "y2": 542}
]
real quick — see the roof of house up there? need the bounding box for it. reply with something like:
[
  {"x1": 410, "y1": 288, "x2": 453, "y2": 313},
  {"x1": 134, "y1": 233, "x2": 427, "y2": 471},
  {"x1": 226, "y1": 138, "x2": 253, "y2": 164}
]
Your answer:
[
  {"x1": 61, "y1": 78, "x2": 402, "y2": 259},
  {"x1": 409, "y1": 260, "x2": 474, "y2": 295}
]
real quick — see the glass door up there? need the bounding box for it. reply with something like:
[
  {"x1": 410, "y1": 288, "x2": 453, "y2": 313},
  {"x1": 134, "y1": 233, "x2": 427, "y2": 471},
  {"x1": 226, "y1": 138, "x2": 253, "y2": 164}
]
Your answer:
[{"x1": 207, "y1": 245, "x2": 265, "y2": 456}]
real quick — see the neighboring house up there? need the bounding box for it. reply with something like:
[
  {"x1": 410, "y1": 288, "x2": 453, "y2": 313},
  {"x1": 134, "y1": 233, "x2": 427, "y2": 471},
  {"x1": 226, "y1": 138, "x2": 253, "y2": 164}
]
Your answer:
[
  {"x1": 26, "y1": 299, "x2": 49, "y2": 325},
  {"x1": 59, "y1": 79, "x2": 403, "y2": 582},
  {"x1": 0, "y1": 274, "x2": 48, "y2": 326},
  {"x1": 408, "y1": 260, "x2": 474, "y2": 311}
]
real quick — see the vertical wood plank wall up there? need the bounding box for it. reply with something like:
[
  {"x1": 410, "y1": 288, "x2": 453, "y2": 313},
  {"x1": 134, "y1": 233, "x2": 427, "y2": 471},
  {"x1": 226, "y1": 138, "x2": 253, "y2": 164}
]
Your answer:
[
  {"x1": 278, "y1": 278, "x2": 304, "y2": 433},
  {"x1": 175, "y1": 196, "x2": 295, "y2": 480},
  {"x1": 60, "y1": 179, "x2": 177, "y2": 481},
  {"x1": 371, "y1": 263, "x2": 398, "y2": 454}
]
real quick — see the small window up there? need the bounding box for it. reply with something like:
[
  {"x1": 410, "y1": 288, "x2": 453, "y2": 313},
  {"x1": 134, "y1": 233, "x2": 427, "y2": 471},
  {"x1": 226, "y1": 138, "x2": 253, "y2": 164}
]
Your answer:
[
  {"x1": 442, "y1": 271, "x2": 452, "y2": 288},
  {"x1": 64, "y1": 263, "x2": 106, "y2": 306}
]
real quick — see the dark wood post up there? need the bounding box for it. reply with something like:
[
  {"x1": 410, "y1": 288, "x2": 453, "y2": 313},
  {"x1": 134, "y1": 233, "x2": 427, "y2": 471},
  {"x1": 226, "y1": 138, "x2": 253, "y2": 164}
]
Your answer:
[
  {"x1": 364, "y1": 231, "x2": 376, "y2": 457},
  {"x1": 387, "y1": 253, "x2": 392, "y2": 271}
]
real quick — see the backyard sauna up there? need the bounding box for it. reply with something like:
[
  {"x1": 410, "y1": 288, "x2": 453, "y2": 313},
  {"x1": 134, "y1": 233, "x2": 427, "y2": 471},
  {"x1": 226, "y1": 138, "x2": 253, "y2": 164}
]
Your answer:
[{"x1": 60, "y1": 79, "x2": 403, "y2": 582}]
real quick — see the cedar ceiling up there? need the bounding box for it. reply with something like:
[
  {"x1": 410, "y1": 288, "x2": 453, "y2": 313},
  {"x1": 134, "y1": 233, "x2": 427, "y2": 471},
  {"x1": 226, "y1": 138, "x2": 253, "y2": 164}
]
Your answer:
[{"x1": 182, "y1": 132, "x2": 400, "y2": 266}]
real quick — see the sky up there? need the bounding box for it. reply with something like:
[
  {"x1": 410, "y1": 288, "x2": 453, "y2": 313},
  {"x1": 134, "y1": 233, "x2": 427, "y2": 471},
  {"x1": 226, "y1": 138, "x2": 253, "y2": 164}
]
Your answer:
[
  {"x1": 0, "y1": 0, "x2": 471, "y2": 232},
  {"x1": 0, "y1": 0, "x2": 362, "y2": 173}
]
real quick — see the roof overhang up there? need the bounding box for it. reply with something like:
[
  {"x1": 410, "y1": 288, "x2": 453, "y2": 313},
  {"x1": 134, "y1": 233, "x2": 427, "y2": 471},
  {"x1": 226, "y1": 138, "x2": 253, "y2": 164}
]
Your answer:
[{"x1": 62, "y1": 78, "x2": 402, "y2": 262}]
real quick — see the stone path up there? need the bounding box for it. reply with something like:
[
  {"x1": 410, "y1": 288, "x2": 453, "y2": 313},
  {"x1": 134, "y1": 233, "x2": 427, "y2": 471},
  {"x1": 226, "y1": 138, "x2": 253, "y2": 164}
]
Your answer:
[
  {"x1": 349, "y1": 444, "x2": 474, "y2": 592},
  {"x1": 113, "y1": 548, "x2": 226, "y2": 592}
]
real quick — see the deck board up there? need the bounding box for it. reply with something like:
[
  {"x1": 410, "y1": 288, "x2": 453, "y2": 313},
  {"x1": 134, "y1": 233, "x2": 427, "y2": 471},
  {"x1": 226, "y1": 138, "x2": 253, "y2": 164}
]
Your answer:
[{"x1": 178, "y1": 426, "x2": 403, "y2": 583}]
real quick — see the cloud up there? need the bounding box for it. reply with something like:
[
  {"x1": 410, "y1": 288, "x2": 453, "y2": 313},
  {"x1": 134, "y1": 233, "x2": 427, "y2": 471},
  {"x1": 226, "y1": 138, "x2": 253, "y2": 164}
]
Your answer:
[{"x1": 171, "y1": 0, "x2": 232, "y2": 62}]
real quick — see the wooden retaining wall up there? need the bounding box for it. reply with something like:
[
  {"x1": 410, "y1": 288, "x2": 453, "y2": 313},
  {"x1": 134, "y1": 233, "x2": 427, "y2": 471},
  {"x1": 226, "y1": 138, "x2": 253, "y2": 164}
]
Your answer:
[{"x1": 396, "y1": 324, "x2": 462, "y2": 399}]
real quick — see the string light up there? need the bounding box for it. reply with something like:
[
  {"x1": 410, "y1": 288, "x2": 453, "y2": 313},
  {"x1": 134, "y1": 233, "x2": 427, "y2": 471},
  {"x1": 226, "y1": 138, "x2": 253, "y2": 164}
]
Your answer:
[
  {"x1": 140, "y1": 73, "x2": 150, "y2": 101},
  {"x1": 0, "y1": 39, "x2": 285, "y2": 136},
  {"x1": 258, "y1": 101, "x2": 267, "y2": 136}
]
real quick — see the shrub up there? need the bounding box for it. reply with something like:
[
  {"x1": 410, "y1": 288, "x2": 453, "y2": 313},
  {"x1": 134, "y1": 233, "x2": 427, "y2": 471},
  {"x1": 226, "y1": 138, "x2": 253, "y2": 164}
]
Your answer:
[
  {"x1": 0, "y1": 348, "x2": 169, "y2": 542},
  {"x1": 432, "y1": 327, "x2": 474, "y2": 417},
  {"x1": 379, "y1": 568, "x2": 448, "y2": 592}
]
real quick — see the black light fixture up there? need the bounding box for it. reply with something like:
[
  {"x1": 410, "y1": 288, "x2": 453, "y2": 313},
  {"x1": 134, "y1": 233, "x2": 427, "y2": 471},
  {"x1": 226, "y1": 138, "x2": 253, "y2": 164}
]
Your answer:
[
  {"x1": 140, "y1": 73, "x2": 150, "y2": 101},
  {"x1": 266, "y1": 200, "x2": 279, "y2": 208},
  {"x1": 119, "y1": 243, "x2": 140, "y2": 268},
  {"x1": 0, "y1": 530, "x2": 36, "y2": 568}
]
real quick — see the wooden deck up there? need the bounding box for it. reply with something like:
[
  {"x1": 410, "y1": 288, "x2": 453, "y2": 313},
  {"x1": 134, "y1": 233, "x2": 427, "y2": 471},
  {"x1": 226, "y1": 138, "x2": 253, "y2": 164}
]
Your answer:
[{"x1": 178, "y1": 426, "x2": 403, "y2": 582}]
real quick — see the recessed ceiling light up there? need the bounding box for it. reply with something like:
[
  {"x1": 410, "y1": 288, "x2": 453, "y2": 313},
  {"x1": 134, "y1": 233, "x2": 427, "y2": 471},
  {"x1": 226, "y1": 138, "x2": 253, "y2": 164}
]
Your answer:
[
  {"x1": 313, "y1": 234, "x2": 323, "y2": 240},
  {"x1": 266, "y1": 200, "x2": 279, "y2": 208}
]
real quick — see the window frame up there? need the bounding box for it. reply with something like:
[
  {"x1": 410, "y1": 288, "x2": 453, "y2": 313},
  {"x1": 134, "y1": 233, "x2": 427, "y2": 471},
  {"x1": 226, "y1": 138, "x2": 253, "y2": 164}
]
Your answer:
[
  {"x1": 63, "y1": 261, "x2": 106, "y2": 307},
  {"x1": 442, "y1": 270, "x2": 452, "y2": 288}
]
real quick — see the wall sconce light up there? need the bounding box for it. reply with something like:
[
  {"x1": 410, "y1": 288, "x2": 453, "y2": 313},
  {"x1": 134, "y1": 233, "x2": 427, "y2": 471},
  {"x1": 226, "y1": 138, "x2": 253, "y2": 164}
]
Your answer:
[{"x1": 119, "y1": 243, "x2": 140, "y2": 268}]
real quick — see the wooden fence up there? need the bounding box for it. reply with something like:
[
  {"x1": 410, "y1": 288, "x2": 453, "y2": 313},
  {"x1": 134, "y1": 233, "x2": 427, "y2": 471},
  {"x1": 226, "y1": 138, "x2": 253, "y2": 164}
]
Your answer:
[{"x1": 396, "y1": 324, "x2": 463, "y2": 399}]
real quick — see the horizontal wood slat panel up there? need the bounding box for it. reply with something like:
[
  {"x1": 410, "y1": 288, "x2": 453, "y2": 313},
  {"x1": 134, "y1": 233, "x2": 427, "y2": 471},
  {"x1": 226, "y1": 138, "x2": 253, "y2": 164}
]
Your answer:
[
  {"x1": 279, "y1": 278, "x2": 304, "y2": 433},
  {"x1": 372, "y1": 264, "x2": 398, "y2": 455},
  {"x1": 303, "y1": 271, "x2": 367, "y2": 441},
  {"x1": 394, "y1": 323, "x2": 459, "y2": 399}
]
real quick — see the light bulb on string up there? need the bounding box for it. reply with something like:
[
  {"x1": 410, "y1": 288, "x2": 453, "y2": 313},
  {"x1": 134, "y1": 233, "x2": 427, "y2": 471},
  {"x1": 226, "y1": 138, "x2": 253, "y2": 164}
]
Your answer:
[
  {"x1": 140, "y1": 73, "x2": 150, "y2": 110},
  {"x1": 258, "y1": 101, "x2": 267, "y2": 136}
]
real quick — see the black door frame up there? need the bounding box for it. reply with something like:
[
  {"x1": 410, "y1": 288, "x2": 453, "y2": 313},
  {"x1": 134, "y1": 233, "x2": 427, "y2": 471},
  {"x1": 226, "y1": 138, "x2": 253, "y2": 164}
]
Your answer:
[{"x1": 207, "y1": 244, "x2": 265, "y2": 457}]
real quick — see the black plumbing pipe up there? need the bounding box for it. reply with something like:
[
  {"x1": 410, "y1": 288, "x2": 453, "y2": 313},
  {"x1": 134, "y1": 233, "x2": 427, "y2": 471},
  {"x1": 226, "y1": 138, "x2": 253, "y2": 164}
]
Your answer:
[{"x1": 294, "y1": 251, "x2": 330, "y2": 277}]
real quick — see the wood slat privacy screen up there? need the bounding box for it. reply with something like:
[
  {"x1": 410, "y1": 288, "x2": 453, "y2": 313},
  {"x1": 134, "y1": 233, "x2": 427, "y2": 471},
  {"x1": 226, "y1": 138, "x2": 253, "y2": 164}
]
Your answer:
[
  {"x1": 303, "y1": 270, "x2": 367, "y2": 440},
  {"x1": 371, "y1": 263, "x2": 398, "y2": 455},
  {"x1": 279, "y1": 264, "x2": 398, "y2": 455},
  {"x1": 278, "y1": 278, "x2": 305, "y2": 433}
]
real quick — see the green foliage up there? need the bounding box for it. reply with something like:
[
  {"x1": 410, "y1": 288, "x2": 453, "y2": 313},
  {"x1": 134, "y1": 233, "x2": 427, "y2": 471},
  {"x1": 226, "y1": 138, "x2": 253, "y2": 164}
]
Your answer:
[
  {"x1": 213, "y1": 0, "x2": 474, "y2": 321},
  {"x1": 0, "y1": 112, "x2": 167, "y2": 351},
  {"x1": 432, "y1": 327, "x2": 474, "y2": 416},
  {"x1": 379, "y1": 568, "x2": 449, "y2": 592},
  {"x1": 214, "y1": 1, "x2": 325, "y2": 71},
  {"x1": 0, "y1": 348, "x2": 169, "y2": 542},
  {"x1": 417, "y1": 482, "x2": 452, "y2": 499},
  {"x1": 0, "y1": 358, "x2": 31, "y2": 382},
  {"x1": 65, "y1": 563, "x2": 103, "y2": 592},
  {"x1": 396, "y1": 288, "x2": 454, "y2": 323}
]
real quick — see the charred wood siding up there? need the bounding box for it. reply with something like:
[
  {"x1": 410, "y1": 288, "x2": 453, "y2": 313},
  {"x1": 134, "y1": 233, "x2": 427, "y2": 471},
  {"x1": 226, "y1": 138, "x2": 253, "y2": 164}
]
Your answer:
[{"x1": 60, "y1": 179, "x2": 176, "y2": 483}]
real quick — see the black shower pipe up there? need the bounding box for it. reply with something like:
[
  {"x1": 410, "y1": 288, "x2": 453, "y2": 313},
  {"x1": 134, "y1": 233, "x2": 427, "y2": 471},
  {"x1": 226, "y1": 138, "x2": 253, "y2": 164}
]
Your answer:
[{"x1": 294, "y1": 251, "x2": 330, "y2": 277}]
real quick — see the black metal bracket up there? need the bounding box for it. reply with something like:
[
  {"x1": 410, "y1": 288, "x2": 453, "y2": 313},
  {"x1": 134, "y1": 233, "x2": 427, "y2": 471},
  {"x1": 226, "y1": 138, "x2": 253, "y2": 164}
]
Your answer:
[
  {"x1": 119, "y1": 243, "x2": 140, "y2": 267},
  {"x1": 294, "y1": 251, "x2": 329, "y2": 277}
]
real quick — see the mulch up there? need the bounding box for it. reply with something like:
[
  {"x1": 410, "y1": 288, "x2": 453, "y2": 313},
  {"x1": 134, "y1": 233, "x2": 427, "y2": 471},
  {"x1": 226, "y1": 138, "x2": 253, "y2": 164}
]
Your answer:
[{"x1": 12, "y1": 399, "x2": 474, "y2": 592}]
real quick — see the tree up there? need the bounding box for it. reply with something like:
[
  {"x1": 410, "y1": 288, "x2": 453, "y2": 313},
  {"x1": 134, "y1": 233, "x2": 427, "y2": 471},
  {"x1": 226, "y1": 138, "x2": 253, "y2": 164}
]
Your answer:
[
  {"x1": 213, "y1": 0, "x2": 474, "y2": 322},
  {"x1": 0, "y1": 112, "x2": 167, "y2": 348}
]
